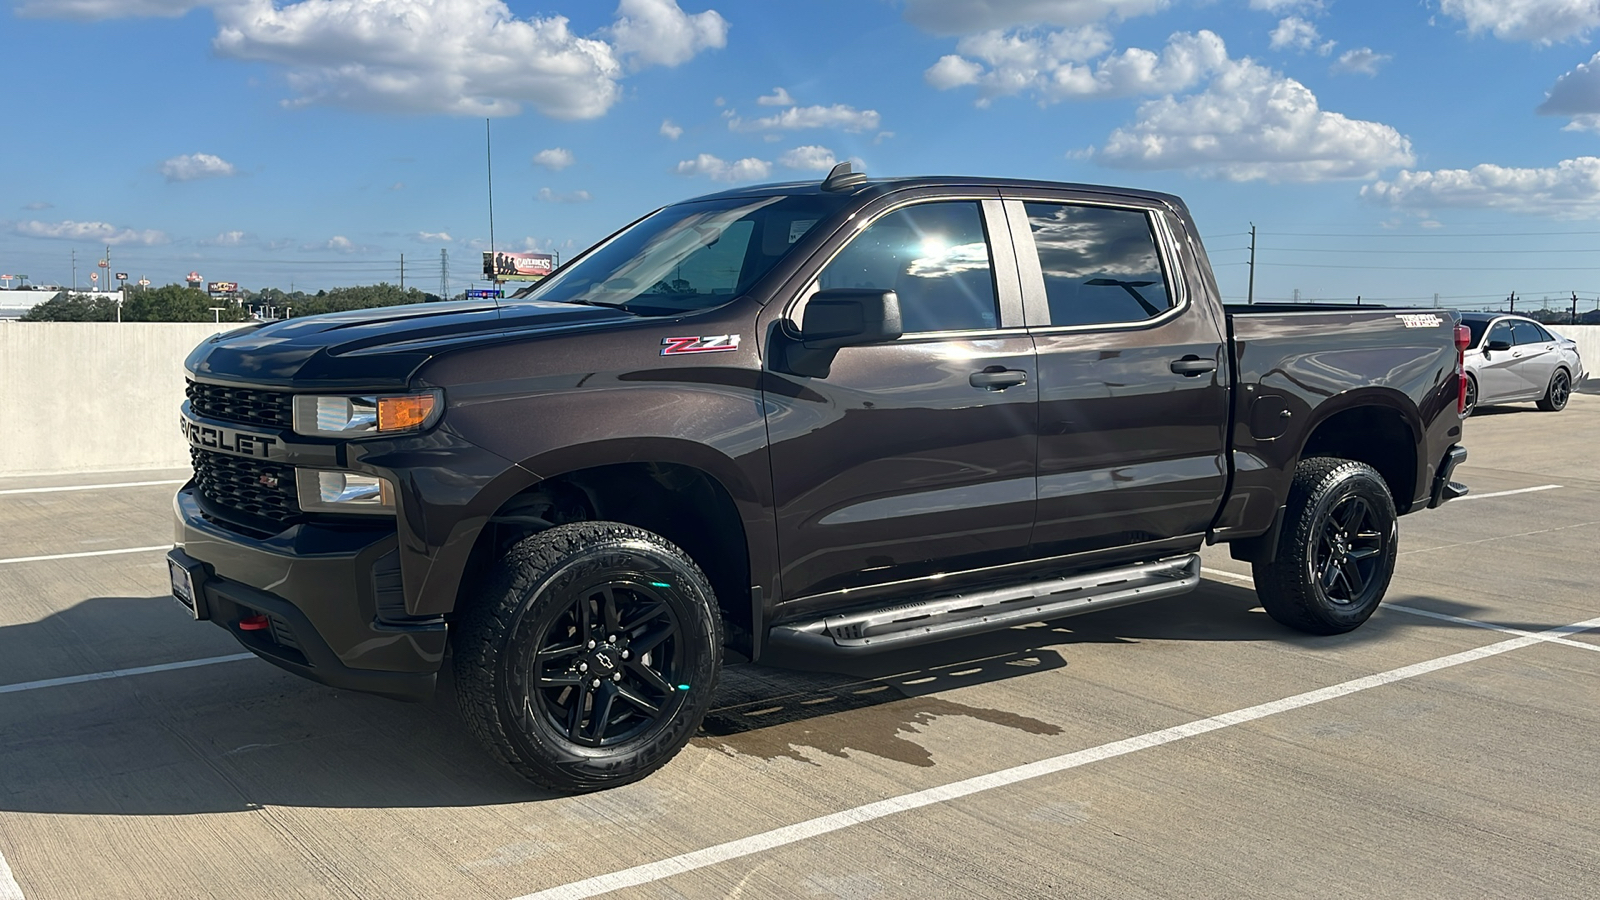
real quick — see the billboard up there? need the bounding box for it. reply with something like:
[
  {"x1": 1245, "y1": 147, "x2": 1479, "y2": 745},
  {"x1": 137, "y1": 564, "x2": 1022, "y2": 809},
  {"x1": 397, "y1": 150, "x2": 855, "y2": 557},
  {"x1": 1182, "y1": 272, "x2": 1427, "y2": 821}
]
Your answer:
[
  {"x1": 207, "y1": 281, "x2": 239, "y2": 294},
  {"x1": 484, "y1": 251, "x2": 554, "y2": 282}
]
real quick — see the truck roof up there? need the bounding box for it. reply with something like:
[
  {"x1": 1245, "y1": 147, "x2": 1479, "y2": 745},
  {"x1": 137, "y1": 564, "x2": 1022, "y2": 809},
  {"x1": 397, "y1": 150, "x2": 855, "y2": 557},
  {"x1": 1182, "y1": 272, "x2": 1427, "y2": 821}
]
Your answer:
[{"x1": 685, "y1": 176, "x2": 1188, "y2": 212}]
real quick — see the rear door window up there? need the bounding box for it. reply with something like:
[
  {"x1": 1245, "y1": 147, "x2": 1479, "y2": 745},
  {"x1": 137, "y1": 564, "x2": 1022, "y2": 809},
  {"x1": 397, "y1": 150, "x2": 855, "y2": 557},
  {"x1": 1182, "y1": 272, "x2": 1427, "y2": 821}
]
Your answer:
[
  {"x1": 1510, "y1": 321, "x2": 1545, "y2": 346},
  {"x1": 1020, "y1": 203, "x2": 1174, "y2": 327},
  {"x1": 816, "y1": 201, "x2": 999, "y2": 334}
]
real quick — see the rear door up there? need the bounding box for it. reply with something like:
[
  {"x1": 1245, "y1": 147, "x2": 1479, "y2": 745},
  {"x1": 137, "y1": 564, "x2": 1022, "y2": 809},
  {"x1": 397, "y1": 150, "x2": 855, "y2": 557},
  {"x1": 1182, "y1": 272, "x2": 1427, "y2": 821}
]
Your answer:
[
  {"x1": 1511, "y1": 320, "x2": 1559, "y2": 395},
  {"x1": 762, "y1": 194, "x2": 1039, "y2": 611},
  {"x1": 1002, "y1": 192, "x2": 1229, "y2": 558}
]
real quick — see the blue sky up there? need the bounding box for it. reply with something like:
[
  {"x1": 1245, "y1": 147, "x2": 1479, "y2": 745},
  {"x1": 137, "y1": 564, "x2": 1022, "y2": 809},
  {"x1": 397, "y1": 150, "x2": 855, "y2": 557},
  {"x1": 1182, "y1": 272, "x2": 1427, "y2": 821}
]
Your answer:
[{"x1": 7, "y1": 0, "x2": 1600, "y2": 312}]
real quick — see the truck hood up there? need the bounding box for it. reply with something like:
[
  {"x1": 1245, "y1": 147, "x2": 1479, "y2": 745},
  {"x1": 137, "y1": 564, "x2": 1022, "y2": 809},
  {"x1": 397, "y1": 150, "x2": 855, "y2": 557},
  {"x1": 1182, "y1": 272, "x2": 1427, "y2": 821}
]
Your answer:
[{"x1": 186, "y1": 299, "x2": 634, "y2": 389}]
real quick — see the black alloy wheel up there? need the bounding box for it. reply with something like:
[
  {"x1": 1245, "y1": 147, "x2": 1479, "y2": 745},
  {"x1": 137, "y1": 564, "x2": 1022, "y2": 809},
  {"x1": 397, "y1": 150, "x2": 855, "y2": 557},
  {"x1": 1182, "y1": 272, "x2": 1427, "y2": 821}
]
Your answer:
[
  {"x1": 1538, "y1": 370, "x2": 1571, "y2": 412},
  {"x1": 518, "y1": 581, "x2": 683, "y2": 748},
  {"x1": 1253, "y1": 458, "x2": 1399, "y2": 635},
  {"x1": 454, "y1": 521, "x2": 722, "y2": 793},
  {"x1": 1462, "y1": 374, "x2": 1478, "y2": 417},
  {"x1": 1310, "y1": 493, "x2": 1388, "y2": 609}
]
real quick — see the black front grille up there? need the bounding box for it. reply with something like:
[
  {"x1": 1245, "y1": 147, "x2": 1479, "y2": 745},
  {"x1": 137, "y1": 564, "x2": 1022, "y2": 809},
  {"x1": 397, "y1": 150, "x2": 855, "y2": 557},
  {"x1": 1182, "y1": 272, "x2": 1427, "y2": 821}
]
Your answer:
[
  {"x1": 191, "y1": 448, "x2": 300, "y2": 527},
  {"x1": 187, "y1": 380, "x2": 293, "y2": 430}
]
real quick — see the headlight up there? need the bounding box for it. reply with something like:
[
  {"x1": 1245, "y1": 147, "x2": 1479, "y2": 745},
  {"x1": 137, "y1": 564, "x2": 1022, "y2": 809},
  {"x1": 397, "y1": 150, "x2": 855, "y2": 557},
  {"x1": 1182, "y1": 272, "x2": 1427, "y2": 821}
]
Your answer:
[
  {"x1": 292, "y1": 391, "x2": 440, "y2": 437},
  {"x1": 296, "y1": 469, "x2": 395, "y2": 515}
]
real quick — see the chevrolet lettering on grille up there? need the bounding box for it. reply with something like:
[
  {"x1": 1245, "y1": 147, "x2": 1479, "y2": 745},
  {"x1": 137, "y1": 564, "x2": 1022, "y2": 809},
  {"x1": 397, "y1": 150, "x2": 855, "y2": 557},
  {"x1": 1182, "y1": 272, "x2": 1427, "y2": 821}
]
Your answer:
[{"x1": 181, "y1": 415, "x2": 282, "y2": 459}]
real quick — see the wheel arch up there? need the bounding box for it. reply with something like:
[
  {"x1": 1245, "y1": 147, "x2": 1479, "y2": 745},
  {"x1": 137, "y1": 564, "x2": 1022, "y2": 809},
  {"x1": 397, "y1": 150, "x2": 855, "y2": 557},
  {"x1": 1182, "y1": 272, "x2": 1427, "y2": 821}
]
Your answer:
[{"x1": 1294, "y1": 388, "x2": 1424, "y2": 514}]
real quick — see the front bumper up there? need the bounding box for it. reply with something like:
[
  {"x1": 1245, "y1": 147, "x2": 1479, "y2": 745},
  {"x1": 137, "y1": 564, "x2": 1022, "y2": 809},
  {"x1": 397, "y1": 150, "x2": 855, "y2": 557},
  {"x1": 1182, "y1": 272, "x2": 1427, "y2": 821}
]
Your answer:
[{"x1": 171, "y1": 486, "x2": 446, "y2": 701}]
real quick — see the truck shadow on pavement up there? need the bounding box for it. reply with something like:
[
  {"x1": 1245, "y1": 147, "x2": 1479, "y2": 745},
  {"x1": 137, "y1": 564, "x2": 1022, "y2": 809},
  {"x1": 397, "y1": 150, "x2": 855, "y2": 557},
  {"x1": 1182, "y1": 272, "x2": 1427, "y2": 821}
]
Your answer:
[{"x1": 0, "y1": 581, "x2": 1537, "y2": 816}]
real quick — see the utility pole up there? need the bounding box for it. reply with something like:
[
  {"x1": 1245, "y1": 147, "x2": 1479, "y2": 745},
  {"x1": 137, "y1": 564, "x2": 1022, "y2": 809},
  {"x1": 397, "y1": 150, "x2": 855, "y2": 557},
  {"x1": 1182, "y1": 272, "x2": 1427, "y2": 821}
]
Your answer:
[
  {"x1": 486, "y1": 118, "x2": 497, "y2": 264},
  {"x1": 1246, "y1": 223, "x2": 1256, "y2": 305},
  {"x1": 1509, "y1": 291, "x2": 1516, "y2": 313},
  {"x1": 400, "y1": 253, "x2": 405, "y2": 291},
  {"x1": 1434, "y1": 293, "x2": 1440, "y2": 308},
  {"x1": 71, "y1": 249, "x2": 76, "y2": 292},
  {"x1": 1293, "y1": 288, "x2": 1300, "y2": 303},
  {"x1": 440, "y1": 248, "x2": 450, "y2": 300},
  {"x1": 1356, "y1": 295, "x2": 1362, "y2": 306},
  {"x1": 1572, "y1": 291, "x2": 1580, "y2": 325}
]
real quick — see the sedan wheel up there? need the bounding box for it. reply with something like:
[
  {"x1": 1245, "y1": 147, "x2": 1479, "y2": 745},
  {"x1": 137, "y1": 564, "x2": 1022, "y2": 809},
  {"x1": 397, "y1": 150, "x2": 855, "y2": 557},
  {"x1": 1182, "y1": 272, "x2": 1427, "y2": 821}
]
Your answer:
[{"x1": 1537, "y1": 370, "x2": 1571, "y2": 412}]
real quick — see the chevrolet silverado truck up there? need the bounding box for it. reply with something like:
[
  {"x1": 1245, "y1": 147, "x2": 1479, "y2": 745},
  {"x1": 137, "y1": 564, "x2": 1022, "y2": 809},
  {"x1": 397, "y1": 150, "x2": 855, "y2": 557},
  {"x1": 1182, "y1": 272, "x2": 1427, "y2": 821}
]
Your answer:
[{"x1": 169, "y1": 165, "x2": 1469, "y2": 793}]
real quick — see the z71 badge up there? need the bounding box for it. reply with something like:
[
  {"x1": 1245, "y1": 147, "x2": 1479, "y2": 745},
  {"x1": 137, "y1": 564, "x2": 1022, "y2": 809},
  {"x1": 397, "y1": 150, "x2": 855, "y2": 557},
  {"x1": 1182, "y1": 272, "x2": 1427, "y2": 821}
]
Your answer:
[{"x1": 660, "y1": 334, "x2": 740, "y2": 356}]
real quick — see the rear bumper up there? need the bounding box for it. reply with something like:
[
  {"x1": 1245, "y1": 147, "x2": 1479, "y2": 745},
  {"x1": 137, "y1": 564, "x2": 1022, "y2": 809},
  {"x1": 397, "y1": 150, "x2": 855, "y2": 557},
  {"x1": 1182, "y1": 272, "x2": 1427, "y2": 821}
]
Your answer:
[
  {"x1": 171, "y1": 487, "x2": 446, "y2": 701},
  {"x1": 1428, "y1": 444, "x2": 1469, "y2": 509}
]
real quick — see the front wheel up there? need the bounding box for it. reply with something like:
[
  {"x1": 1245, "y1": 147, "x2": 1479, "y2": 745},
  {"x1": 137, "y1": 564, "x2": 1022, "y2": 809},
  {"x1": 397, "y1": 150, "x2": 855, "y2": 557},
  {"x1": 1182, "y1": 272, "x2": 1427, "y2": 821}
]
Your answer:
[
  {"x1": 453, "y1": 522, "x2": 722, "y2": 793},
  {"x1": 1253, "y1": 458, "x2": 1398, "y2": 635},
  {"x1": 1537, "y1": 369, "x2": 1571, "y2": 412}
]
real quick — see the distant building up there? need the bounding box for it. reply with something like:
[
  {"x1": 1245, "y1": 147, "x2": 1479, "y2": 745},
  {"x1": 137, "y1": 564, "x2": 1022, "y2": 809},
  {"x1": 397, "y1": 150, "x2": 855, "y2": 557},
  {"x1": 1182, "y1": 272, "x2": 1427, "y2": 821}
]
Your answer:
[{"x1": 0, "y1": 289, "x2": 63, "y2": 319}]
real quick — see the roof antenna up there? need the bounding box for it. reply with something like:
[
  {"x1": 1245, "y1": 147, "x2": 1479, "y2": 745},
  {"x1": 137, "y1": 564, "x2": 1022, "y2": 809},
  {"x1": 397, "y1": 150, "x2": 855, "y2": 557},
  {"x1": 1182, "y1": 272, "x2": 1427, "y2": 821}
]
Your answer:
[{"x1": 821, "y1": 161, "x2": 867, "y2": 192}]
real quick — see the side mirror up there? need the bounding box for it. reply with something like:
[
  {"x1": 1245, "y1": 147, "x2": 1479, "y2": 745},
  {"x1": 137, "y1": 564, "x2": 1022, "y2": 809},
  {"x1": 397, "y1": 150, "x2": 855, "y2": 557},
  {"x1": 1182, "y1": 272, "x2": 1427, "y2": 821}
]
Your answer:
[
  {"x1": 783, "y1": 289, "x2": 903, "y2": 378},
  {"x1": 1485, "y1": 339, "x2": 1511, "y2": 352},
  {"x1": 798, "y1": 289, "x2": 903, "y2": 349}
]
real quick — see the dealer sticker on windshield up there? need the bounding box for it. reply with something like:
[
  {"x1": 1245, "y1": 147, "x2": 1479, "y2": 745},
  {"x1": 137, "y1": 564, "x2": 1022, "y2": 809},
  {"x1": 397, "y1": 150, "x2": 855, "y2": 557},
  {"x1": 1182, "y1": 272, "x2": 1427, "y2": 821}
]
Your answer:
[{"x1": 1394, "y1": 314, "x2": 1443, "y2": 328}]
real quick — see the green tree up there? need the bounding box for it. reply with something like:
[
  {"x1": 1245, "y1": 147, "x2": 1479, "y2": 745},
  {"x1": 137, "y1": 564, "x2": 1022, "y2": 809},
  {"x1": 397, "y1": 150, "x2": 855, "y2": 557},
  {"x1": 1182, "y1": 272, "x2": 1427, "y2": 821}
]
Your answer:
[
  {"x1": 287, "y1": 282, "x2": 438, "y2": 317},
  {"x1": 122, "y1": 284, "x2": 250, "y2": 322},
  {"x1": 18, "y1": 292, "x2": 119, "y2": 321}
]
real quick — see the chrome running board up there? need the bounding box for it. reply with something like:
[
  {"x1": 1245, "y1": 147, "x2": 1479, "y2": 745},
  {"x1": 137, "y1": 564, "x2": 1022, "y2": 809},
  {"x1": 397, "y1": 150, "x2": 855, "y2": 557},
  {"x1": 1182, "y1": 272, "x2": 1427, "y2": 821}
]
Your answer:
[{"x1": 768, "y1": 555, "x2": 1201, "y2": 656}]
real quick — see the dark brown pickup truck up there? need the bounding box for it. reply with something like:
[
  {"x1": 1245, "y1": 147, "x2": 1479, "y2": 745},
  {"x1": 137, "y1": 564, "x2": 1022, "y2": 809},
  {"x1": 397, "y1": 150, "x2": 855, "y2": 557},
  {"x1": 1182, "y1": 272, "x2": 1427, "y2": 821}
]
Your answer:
[{"x1": 168, "y1": 165, "x2": 1469, "y2": 793}]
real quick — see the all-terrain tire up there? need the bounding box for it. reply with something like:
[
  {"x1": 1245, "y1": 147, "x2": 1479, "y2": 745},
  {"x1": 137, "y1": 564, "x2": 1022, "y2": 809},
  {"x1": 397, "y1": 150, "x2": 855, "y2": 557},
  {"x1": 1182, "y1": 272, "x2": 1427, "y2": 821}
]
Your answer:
[
  {"x1": 1536, "y1": 369, "x2": 1572, "y2": 412},
  {"x1": 453, "y1": 521, "x2": 722, "y2": 793},
  {"x1": 1252, "y1": 458, "x2": 1398, "y2": 636}
]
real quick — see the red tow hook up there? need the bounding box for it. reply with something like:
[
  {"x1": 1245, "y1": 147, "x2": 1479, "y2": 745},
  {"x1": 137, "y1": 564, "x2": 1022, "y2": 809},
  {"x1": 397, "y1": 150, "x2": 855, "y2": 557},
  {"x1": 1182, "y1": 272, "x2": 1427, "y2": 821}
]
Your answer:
[{"x1": 238, "y1": 614, "x2": 271, "y2": 631}]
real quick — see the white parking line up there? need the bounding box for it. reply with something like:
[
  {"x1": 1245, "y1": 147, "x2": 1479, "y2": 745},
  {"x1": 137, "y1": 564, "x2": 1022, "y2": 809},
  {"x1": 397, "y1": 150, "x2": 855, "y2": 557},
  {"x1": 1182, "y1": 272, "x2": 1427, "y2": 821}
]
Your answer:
[
  {"x1": 0, "y1": 654, "x2": 256, "y2": 696},
  {"x1": 1451, "y1": 484, "x2": 1561, "y2": 502},
  {"x1": 0, "y1": 479, "x2": 185, "y2": 497},
  {"x1": 0, "y1": 846, "x2": 22, "y2": 900},
  {"x1": 1201, "y1": 567, "x2": 1600, "y2": 654},
  {"x1": 514, "y1": 613, "x2": 1600, "y2": 900},
  {"x1": 0, "y1": 546, "x2": 170, "y2": 567}
]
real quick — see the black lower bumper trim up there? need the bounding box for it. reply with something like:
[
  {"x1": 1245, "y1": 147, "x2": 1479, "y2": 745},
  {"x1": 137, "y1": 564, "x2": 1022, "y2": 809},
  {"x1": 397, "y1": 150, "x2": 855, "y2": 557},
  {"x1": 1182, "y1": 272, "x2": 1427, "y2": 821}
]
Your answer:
[
  {"x1": 171, "y1": 549, "x2": 439, "y2": 702},
  {"x1": 1429, "y1": 444, "x2": 1469, "y2": 509}
]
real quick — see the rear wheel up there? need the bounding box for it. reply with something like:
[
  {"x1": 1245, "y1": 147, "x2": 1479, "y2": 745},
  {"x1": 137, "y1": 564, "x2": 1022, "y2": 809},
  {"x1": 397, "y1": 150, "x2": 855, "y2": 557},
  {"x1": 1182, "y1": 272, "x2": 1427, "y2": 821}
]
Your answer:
[
  {"x1": 1462, "y1": 373, "x2": 1478, "y2": 417},
  {"x1": 454, "y1": 522, "x2": 722, "y2": 793},
  {"x1": 1253, "y1": 458, "x2": 1398, "y2": 635},
  {"x1": 1537, "y1": 369, "x2": 1571, "y2": 412}
]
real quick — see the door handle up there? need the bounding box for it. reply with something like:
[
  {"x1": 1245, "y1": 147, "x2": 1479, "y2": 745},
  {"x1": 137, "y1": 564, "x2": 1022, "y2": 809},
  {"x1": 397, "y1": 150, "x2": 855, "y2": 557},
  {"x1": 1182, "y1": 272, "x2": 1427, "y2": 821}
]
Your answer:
[
  {"x1": 970, "y1": 368, "x2": 1027, "y2": 390},
  {"x1": 1170, "y1": 357, "x2": 1218, "y2": 376}
]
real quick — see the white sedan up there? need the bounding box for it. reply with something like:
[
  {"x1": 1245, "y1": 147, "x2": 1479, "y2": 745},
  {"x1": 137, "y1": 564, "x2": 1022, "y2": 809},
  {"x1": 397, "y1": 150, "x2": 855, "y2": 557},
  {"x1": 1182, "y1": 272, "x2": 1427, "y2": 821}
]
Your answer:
[{"x1": 1460, "y1": 313, "x2": 1585, "y2": 416}]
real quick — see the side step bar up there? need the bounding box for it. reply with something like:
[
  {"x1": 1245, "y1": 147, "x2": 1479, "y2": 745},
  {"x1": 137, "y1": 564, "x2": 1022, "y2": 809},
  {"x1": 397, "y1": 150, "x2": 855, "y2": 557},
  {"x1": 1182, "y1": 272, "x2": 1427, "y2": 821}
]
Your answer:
[{"x1": 768, "y1": 554, "x2": 1201, "y2": 656}]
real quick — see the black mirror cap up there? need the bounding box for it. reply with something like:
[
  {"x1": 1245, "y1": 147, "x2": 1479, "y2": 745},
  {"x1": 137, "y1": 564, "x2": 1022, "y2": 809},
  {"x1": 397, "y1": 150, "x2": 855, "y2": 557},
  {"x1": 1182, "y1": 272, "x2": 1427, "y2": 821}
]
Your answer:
[
  {"x1": 800, "y1": 289, "x2": 904, "y2": 349},
  {"x1": 1485, "y1": 339, "x2": 1512, "y2": 352}
]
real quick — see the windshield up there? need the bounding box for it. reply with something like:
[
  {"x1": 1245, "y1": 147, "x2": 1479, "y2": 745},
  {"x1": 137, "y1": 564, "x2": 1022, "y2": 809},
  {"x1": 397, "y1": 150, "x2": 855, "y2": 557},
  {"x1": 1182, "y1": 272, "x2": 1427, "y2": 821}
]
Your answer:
[{"x1": 522, "y1": 194, "x2": 847, "y2": 315}]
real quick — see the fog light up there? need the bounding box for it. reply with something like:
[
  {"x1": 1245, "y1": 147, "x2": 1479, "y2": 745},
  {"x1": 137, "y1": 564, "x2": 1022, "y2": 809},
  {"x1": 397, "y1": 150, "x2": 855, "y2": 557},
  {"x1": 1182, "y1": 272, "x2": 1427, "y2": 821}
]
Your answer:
[{"x1": 295, "y1": 469, "x2": 395, "y2": 515}]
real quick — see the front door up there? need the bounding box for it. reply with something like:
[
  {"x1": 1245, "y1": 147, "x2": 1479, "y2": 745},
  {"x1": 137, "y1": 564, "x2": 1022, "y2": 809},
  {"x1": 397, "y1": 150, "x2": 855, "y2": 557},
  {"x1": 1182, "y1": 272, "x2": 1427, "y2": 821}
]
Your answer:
[
  {"x1": 1003, "y1": 195, "x2": 1230, "y2": 558},
  {"x1": 763, "y1": 198, "x2": 1038, "y2": 611},
  {"x1": 1476, "y1": 319, "x2": 1522, "y2": 402}
]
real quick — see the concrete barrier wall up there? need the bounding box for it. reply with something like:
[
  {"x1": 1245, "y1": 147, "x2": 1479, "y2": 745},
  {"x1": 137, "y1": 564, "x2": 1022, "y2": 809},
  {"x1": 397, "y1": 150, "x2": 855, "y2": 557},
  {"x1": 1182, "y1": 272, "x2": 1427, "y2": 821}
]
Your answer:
[
  {"x1": 1548, "y1": 324, "x2": 1600, "y2": 389},
  {"x1": 0, "y1": 323, "x2": 226, "y2": 476}
]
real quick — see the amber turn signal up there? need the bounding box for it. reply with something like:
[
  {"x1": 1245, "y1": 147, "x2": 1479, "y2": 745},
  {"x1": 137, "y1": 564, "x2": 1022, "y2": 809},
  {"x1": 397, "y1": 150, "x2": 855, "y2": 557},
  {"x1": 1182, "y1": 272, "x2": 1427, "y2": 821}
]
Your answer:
[{"x1": 377, "y1": 394, "x2": 437, "y2": 432}]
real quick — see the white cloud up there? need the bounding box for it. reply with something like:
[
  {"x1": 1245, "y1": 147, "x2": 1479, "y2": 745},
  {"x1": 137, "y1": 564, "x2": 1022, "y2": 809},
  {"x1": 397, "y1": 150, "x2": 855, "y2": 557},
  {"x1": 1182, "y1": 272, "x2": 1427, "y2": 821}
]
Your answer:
[
  {"x1": 533, "y1": 148, "x2": 576, "y2": 170},
  {"x1": 606, "y1": 0, "x2": 728, "y2": 68},
  {"x1": 201, "y1": 230, "x2": 250, "y2": 246},
  {"x1": 1270, "y1": 17, "x2": 1334, "y2": 55},
  {"x1": 660, "y1": 119, "x2": 684, "y2": 140},
  {"x1": 1438, "y1": 0, "x2": 1600, "y2": 44},
  {"x1": 778, "y1": 145, "x2": 838, "y2": 171},
  {"x1": 31, "y1": 1, "x2": 724, "y2": 120},
  {"x1": 674, "y1": 153, "x2": 772, "y2": 182},
  {"x1": 730, "y1": 103, "x2": 881, "y2": 132},
  {"x1": 1539, "y1": 50, "x2": 1600, "y2": 127},
  {"x1": 537, "y1": 187, "x2": 593, "y2": 202},
  {"x1": 1364, "y1": 158, "x2": 1600, "y2": 217},
  {"x1": 1331, "y1": 48, "x2": 1391, "y2": 76},
  {"x1": 13, "y1": 219, "x2": 170, "y2": 246},
  {"x1": 23, "y1": 201, "x2": 53, "y2": 210},
  {"x1": 160, "y1": 152, "x2": 237, "y2": 182},
  {"x1": 927, "y1": 29, "x2": 1226, "y2": 103},
  {"x1": 1249, "y1": 0, "x2": 1325, "y2": 12},
  {"x1": 325, "y1": 235, "x2": 355, "y2": 252},
  {"x1": 757, "y1": 87, "x2": 794, "y2": 106},
  {"x1": 902, "y1": 0, "x2": 1168, "y2": 36},
  {"x1": 15, "y1": 0, "x2": 197, "y2": 18},
  {"x1": 1096, "y1": 58, "x2": 1414, "y2": 181},
  {"x1": 388, "y1": 181, "x2": 405, "y2": 191},
  {"x1": 415, "y1": 231, "x2": 453, "y2": 242}
]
